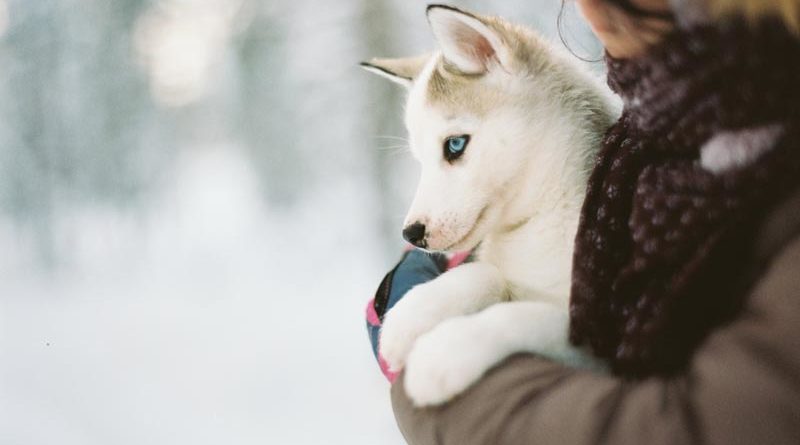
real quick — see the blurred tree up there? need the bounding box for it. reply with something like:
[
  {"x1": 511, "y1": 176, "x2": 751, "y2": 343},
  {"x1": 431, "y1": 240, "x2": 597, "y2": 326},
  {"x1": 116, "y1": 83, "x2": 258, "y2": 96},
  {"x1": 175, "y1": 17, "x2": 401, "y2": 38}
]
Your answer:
[
  {"x1": 233, "y1": 4, "x2": 307, "y2": 208},
  {"x1": 358, "y1": 0, "x2": 409, "y2": 256},
  {"x1": 0, "y1": 0, "x2": 169, "y2": 265}
]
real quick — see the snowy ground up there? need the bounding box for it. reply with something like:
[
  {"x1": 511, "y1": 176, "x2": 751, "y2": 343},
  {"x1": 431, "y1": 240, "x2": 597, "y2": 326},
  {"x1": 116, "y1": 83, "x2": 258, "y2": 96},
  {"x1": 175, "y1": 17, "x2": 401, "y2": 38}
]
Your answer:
[{"x1": 0, "y1": 147, "x2": 404, "y2": 445}]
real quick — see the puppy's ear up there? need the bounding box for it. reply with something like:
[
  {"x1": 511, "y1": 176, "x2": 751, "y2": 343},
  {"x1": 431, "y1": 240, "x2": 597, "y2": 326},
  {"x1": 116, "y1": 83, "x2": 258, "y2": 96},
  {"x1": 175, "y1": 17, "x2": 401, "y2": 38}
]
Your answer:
[
  {"x1": 360, "y1": 55, "x2": 430, "y2": 88},
  {"x1": 426, "y1": 4, "x2": 512, "y2": 74}
]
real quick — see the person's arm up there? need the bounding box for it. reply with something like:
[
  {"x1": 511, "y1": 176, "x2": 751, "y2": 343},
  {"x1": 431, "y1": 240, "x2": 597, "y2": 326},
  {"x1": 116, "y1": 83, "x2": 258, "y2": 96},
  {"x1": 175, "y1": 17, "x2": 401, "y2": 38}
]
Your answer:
[{"x1": 391, "y1": 236, "x2": 800, "y2": 445}]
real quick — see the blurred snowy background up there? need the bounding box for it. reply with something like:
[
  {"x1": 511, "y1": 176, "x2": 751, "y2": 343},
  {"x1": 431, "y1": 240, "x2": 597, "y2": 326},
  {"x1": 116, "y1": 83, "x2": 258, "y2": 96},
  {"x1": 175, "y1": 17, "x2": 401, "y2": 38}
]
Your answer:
[{"x1": 0, "y1": 0, "x2": 601, "y2": 444}]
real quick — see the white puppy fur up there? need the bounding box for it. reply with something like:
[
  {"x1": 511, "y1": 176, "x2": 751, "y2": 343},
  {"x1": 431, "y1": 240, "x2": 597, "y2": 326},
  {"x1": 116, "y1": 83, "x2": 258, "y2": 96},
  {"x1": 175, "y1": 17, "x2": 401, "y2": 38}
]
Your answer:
[{"x1": 362, "y1": 5, "x2": 619, "y2": 406}]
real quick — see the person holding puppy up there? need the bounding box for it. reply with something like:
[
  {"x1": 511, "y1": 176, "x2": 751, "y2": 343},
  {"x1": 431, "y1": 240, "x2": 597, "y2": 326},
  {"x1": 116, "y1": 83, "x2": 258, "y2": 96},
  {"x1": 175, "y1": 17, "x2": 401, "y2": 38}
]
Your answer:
[{"x1": 379, "y1": 0, "x2": 800, "y2": 443}]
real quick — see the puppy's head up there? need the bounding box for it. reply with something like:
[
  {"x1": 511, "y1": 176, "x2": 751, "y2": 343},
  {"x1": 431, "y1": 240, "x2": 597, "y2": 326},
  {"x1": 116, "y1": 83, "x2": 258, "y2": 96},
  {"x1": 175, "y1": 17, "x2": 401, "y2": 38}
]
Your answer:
[{"x1": 362, "y1": 5, "x2": 574, "y2": 252}]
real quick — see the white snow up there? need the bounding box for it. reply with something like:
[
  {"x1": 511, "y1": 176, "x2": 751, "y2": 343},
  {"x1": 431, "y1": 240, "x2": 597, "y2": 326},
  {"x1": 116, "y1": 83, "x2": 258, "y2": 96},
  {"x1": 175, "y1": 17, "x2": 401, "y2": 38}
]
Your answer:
[{"x1": 0, "y1": 146, "x2": 404, "y2": 445}]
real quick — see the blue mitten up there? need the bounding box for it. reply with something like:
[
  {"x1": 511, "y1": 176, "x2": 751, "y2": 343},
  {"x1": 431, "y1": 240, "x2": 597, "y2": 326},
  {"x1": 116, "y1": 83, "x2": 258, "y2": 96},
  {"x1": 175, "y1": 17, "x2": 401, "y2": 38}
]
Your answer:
[{"x1": 366, "y1": 249, "x2": 471, "y2": 381}]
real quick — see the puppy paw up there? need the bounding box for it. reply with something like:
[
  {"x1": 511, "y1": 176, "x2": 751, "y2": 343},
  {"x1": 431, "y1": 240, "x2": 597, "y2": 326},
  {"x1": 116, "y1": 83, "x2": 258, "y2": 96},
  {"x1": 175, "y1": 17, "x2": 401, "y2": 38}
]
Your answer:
[
  {"x1": 403, "y1": 316, "x2": 502, "y2": 407},
  {"x1": 379, "y1": 312, "x2": 417, "y2": 372},
  {"x1": 379, "y1": 285, "x2": 444, "y2": 372}
]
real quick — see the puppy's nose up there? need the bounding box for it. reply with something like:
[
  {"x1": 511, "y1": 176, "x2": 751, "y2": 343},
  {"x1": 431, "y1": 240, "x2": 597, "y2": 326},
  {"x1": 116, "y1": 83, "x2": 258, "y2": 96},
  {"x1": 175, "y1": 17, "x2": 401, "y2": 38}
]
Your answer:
[{"x1": 402, "y1": 222, "x2": 427, "y2": 248}]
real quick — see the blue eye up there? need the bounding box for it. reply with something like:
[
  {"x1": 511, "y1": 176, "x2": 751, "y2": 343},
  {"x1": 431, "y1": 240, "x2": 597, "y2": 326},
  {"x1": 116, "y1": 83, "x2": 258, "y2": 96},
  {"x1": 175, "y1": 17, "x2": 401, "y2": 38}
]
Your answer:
[{"x1": 444, "y1": 135, "x2": 470, "y2": 162}]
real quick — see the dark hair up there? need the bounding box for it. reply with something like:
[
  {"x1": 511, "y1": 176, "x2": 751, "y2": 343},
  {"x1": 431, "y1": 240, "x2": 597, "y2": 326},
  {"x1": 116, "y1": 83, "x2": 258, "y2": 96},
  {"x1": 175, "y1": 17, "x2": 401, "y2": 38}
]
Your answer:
[
  {"x1": 606, "y1": 0, "x2": 674, "y2": 21},
  {"x1": 557, "y1": 0, "x2": 675, "y2": 62}
]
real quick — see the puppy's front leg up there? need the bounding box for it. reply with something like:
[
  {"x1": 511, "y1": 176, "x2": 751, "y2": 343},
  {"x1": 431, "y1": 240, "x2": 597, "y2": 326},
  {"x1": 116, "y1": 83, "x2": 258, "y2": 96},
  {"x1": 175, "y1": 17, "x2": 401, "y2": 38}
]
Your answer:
[
  {"x1": 380, "y1": 261, "x2": 506, "y2": 372},
  {"x1": 404, "y1": 301, "x2": 606, "y2": 406}
]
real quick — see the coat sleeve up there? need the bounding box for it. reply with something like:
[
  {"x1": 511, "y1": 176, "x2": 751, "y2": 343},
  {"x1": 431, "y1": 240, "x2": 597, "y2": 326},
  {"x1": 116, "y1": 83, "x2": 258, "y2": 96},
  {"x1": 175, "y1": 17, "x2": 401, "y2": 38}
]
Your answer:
[{"x1": 390, "y1": 236, "x2": 800, "y2": 445}]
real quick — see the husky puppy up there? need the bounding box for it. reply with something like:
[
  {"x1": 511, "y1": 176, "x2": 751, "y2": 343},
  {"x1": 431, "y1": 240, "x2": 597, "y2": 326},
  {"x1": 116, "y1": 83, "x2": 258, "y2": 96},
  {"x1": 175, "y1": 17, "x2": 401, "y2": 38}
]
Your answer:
[{"x1": 362, "y1": 4, "x2": 619, "y2": 406}]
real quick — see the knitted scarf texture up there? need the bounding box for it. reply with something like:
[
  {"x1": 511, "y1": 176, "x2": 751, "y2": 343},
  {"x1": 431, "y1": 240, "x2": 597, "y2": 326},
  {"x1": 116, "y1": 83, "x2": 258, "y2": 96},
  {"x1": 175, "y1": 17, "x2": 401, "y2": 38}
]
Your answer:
[{"x1": 569, "y1": 17, "x2": 800, "y2": 376}]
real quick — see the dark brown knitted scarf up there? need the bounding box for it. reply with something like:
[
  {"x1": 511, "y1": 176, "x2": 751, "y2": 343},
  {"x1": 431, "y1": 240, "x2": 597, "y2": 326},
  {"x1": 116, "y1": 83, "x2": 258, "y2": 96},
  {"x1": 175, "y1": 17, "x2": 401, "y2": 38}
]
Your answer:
[{"x1": 569, "y1": 18, "x2": 800, "y2": 377}]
